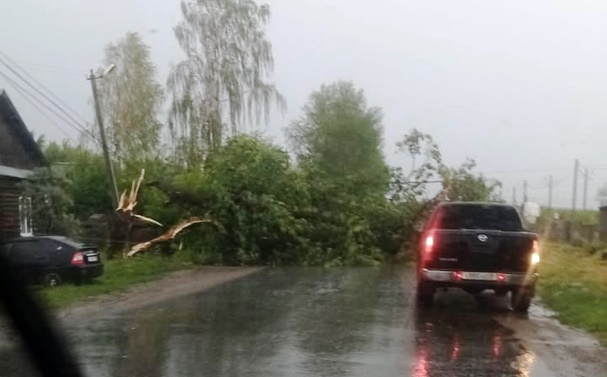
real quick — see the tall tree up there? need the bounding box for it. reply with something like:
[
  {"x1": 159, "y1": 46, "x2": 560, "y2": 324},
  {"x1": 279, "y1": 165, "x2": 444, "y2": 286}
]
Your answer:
[
  {"x1": 439, "y1": 159, "x2": 502, "y2": 201},
  {"x1": 98, "y1": 32, "x2": 164, "y2": 162},
  {"x1": 391, "y1": 128, "x2": 442, "y2": 201},
  {"x1": 287, "y1": 81, "x2": 390, "y2": 197},
  {"x1": 168, "y1": 0, "x2": 285, "y2": 166}
]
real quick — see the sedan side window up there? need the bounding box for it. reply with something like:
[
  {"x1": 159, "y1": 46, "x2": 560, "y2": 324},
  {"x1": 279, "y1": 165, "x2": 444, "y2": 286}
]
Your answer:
[
  {"x1": 0, "y1": 243, "x2": 12, "y2": 258},
  {"x1": 10, "y1": 241, "x2": 48, "y2": 263},
  {"x1": 39, "y1": 239, "x2": 63, "y2": 252}
]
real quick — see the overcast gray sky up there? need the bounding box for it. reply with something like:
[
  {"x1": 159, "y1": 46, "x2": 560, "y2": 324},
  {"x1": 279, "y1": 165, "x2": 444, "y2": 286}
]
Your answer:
[{"x1": 1, "y1": 0, "x2": 607, "y2": 209}]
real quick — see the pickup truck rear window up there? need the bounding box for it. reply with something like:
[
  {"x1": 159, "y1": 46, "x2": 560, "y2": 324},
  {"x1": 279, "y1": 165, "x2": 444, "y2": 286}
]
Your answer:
[{"x1": 435, "y1": 204, "x2": 523, "y2": 231}]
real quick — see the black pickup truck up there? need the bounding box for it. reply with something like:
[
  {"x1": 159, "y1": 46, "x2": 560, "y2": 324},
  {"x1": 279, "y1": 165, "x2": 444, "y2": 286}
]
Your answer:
[{"x1": 416, "y1": 201, "x2": 540, "y2": 312}]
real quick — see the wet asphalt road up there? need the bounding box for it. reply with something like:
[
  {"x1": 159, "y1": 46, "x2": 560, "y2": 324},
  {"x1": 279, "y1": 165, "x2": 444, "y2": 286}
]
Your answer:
[{"x1": 0, "y1": 267, "x2": 603, "y2": 376}]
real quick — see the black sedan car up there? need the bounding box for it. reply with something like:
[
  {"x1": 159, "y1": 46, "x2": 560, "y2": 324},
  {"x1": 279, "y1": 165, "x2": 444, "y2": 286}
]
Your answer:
[{"x1": 0, "y1": 236, "x2": 103, "y2": 286}]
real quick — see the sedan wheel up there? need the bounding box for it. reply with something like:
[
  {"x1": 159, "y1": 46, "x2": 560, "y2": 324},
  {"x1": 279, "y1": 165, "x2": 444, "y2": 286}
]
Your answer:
[{"x1": 44, "y1": 273, "x2": 61, "y2": 288}]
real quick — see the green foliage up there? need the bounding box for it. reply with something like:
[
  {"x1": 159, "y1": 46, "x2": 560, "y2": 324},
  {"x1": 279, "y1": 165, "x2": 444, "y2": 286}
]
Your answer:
[
  {"x1": 284, "y1": 82, "x2": 401, "y2": 265},
  {"x1": 118, "y1": 160, "x2": 185, "y2": 226},
  {"x1": 37, "y1": 78, "x2": 510, "y2": 268},
  {"x1": 158, "y1": 132, "x2": 399, "y2": 266},
  {"x1": 287, "y1": 81, "x2": 390, "y2": 199},
  {"x1": 17, "y1": 167, "x2": 80, "y2": 236},
  {"x1": 439, "y1": 158, "x2": 501, "y2": 202},
  {"x1": 172, "y1": 136, "x2": 309, "y2": 265},
  {"x1": 391, "y1": 128, "x2": 442, "y2": 201},
  {"x1": 538, "y1": 243, "x2": 607, "y2": 345},
  {"x1": 44, "y1": 141, "x2": 112, "y2": 219},
  {"x1": 585, "y1": 241, "x2": 607, "y2": 255},
  {"x1": 541, "y1": 208, "x2": 599, "y2": 225}
]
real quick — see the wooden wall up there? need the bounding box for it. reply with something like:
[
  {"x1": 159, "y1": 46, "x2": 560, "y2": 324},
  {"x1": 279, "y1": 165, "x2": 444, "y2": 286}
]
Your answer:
[{"x1": 0, "y1": 177, "x2": 21, "y2": 238}]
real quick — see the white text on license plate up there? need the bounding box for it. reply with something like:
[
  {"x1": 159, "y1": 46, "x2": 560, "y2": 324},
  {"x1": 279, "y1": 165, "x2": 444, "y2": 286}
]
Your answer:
[
  {"x1": 87, "y1": 256, "x2": 98, "y2": 262},
  {"x1": 461, "y1": 272, "x2": 497, "y2": 281}
]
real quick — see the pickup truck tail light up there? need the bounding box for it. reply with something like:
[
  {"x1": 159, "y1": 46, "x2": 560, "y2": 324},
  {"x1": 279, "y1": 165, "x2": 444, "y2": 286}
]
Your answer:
[
  {"x1": 530, "y1": 240, "x2": 540, "y2": 265},
  {"x1": 71, "y1": 252, "x2": 84, "y2": 266},
  {"x1": 423, "y1": 233, "x2": 435, "y2": 254}
]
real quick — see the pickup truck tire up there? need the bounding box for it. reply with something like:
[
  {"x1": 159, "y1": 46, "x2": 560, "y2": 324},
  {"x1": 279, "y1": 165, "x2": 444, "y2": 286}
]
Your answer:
[
  {"x1": 416, "y1": 281, "x2": 434, "y2": 307},
  {"x1": 512, "y1": 289, "x2": 533, "y2": 312}
]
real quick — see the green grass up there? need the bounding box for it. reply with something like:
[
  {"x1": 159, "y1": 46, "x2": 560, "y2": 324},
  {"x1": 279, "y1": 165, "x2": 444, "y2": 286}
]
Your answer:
[
  {"x1": 538, "y1": 242, "x2": 607, "y2": 345},
  {"x1": 38, "y1": 254, "x2": 194, "y2": 308}
]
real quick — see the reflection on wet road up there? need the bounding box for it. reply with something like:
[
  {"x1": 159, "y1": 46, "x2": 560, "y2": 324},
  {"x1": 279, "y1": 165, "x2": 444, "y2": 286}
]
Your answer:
[{"x1": 0, "y1": 268, "x2": 570, "y2": 376}]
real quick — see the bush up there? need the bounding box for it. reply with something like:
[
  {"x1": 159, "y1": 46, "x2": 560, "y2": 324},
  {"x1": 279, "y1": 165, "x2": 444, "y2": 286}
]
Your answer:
[
  {"x1": 585, "y1": 241, "x2": 607, "y2": 255},
  {"x1": 170, "y1": 136, "x2": 312, "y2": 265},
  {"x1": 162, "y1": 135, "x2": 412, "y2": 266},
  {"x1": 570, "y1": 236, "x2": 586, "y2": 248}
]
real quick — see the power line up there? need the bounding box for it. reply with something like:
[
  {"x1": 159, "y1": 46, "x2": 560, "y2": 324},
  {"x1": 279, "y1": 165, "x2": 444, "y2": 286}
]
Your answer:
[
  {"x1": 5, "y1": 64, "x2": 82, "y2": 77},
  {"x1": 0, "y1": 52, "x2": 88, "y2": 124},
  {"x1": 0, "y1": 57, "x2": 81, "y2": 74},
  {"x1": 4, "y1": 75, "x2": 75, "y2": 142},
  {"x1": 0, "y1": 58, "x2": 129, "y2": 162},
  {"x1": 482, "y1": 167, "x2": 571, "y2": 175},
  {"x1": 0, "y1": 56, "x2": 90, "y2": 132},
  {"x1": 0, "y1": 70, "x2": 92, "y2": 141}
]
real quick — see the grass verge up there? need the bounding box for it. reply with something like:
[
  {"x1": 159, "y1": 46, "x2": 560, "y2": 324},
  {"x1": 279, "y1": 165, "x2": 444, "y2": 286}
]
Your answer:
[
  {"x1": 38, "y1": 254, "x2": 194, "y2": 308},
  {"x1": 538, "y1": 242, "x2": 607, "y2": 345}
]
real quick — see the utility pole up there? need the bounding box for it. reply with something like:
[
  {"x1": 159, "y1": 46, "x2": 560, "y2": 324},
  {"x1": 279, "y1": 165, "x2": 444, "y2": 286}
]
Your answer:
[
  {"x1": 523, "y1": 180, "x2": 528, "y2": 203},
  {"x1": 88, "y1": 68, "x2": 118, "y2": 207},
  {"x1": 572, "y1": 159, "x2": 579, "y2": 214},
  {"x1": 512, "y1": 187, "x2": 517, "y2": 205},
  {"x1": 582, "y1": 167, "x2": 590, "y2": 210},
  {"x1": 548, "y1": 175, "x2": 553, "y2": 209}
]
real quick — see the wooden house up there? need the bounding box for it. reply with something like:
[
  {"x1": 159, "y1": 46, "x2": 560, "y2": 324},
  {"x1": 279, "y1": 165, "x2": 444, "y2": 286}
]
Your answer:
[{"x1": 0, "y1": 90, "x2": 46, "y2": 238}]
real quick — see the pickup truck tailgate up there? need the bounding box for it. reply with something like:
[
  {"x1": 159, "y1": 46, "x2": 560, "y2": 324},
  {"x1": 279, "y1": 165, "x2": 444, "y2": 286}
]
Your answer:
[{"x1": 425, "y1": 230, "x2": 536, "y2": 272}]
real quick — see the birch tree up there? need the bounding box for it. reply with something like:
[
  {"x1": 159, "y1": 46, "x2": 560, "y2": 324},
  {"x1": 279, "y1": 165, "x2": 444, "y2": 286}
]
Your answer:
[
  {"x1": 168, "y1": 0, "x2": 285, "y2": 166},
  {"x1": 99, "y1": 32, "x2": 164, "y2": 162}
]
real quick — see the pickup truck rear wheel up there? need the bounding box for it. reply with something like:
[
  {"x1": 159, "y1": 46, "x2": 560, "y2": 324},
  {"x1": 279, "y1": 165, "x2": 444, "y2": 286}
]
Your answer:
[
  {"x1": 512, "y1": 289, "x2": 532, "y2": 312},
  {"x1": 416, "y1": 281, "x2": 434, "y2": 307}
]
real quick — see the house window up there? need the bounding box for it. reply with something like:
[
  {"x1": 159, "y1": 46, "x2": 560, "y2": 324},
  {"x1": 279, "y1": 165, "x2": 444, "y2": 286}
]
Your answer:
[{"x1": 19, "y1": 196, "x2": 33, "y2": 236}]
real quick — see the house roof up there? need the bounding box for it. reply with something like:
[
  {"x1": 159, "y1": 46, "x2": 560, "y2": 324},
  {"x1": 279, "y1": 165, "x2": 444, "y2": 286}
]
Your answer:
[
  {"x1": 0, "y1": 165, "x2": 32, "y2": 179},
  {"x1": 0, "y1": 90, "x2": 46, "y2": 169}
]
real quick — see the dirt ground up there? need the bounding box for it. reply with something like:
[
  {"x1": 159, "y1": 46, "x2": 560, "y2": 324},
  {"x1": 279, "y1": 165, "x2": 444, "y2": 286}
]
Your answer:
[
  {"x1": 0, "y1": 267, "x2": 261, "y2": 348},
  {"x1": 55, "y1": 266, "x2": 262, "y2": 320}
]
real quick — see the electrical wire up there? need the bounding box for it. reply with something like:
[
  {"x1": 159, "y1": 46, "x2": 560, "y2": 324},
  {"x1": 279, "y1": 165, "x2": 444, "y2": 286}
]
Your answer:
[
  {"x1": 0, "y1": 56, "x2": 89, "y2": 131},
  {"x1": 0, "y1": 52, "x2": 88, "y2": 124},
  {"x1": 0, "y1": 56, "x2": 81, "y2": 74},
  {"x1": 0, "y1": 57, "x2": 129, "y2": 162},
  {"x1": 0, "y1": 70, "x2": 96, "y2": 142},
  {"x1": 3, "y1": 74, "x2": 75, "y2": 142}
]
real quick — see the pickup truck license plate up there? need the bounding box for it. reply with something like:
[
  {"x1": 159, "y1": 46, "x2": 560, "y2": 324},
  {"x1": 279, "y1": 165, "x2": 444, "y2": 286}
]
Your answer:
[
  {"x1": 462, "y1": 272, "x2": 497, "y2": 281},
  {"x1": 87, "y1": 256, "x2": 98, "y2": 262}
]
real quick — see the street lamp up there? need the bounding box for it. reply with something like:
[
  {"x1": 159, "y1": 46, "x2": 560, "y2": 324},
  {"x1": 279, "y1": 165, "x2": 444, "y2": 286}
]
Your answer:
[
  {"x1": 87, "y1": 65, "x2": 118, "y2": 207},
  {"x1": 103, "y1": 64, "x2": 116, "y2": 76}
]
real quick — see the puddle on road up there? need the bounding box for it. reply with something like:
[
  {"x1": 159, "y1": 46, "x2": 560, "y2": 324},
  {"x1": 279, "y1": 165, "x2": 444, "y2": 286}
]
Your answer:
[{"x1": 412, "y1": 290, "x2": 553, "y2": 377}]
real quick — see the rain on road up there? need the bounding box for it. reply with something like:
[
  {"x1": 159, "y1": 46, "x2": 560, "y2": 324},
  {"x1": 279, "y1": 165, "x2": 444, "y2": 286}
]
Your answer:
[{"x1": 1, "y1": 267, "x2": 605, "y2": 376}]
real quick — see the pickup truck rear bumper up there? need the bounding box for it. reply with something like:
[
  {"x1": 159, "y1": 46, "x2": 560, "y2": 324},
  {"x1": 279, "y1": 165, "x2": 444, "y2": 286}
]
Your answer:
[{"x1": 421, "y1": 268, "x2": 538, "y2": 288}]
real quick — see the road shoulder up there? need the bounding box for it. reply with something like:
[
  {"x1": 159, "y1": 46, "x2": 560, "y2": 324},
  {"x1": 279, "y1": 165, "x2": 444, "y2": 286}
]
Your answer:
[{"x1": 494, "y1": 301, "x2": 607, "y2": 377}]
